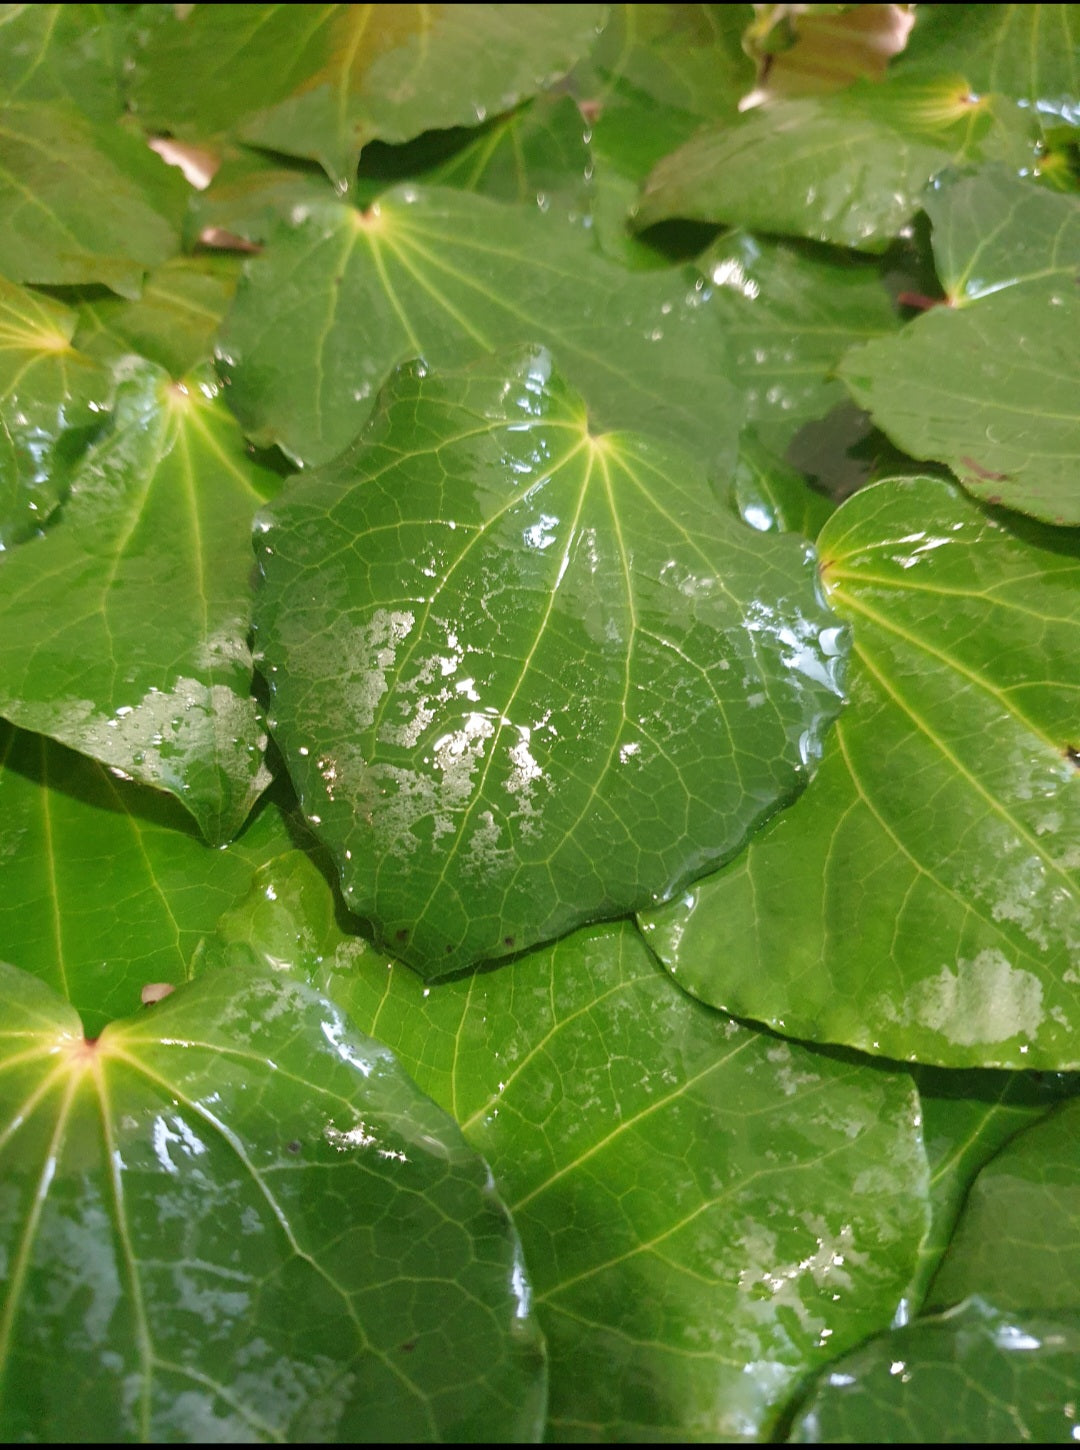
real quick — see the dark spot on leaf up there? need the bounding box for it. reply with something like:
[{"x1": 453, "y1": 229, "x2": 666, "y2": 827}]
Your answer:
[
  {"x1": 446, "y1": 944, "x2": 455, "y2": 954},
  {"x1": 960, "y1": 456, "x2": 1012, "y2": 484},
  {"x1": 394, "y1": 928, "x2": 409, "y2": 943},
  {"x1": 399, "y1": 1340, "x2": 417, "y2": 1353},
  {"x1": 286, "y1": 1140, "x2": 302, "y2": 1153},
  {"x1": 334, "y1": 275, "x2": 343, "y2": 286},
  {"x1": 1066, "y1": 746, "x2": 1080, "y2": 770},
  {"x1": 504, "y1": 936, "x2": 515, "y2": 948}
]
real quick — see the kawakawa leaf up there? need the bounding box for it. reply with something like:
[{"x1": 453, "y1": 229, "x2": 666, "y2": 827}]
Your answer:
[
  {"x1": 839, "y1": 168, "x2": 1080, "y2": 525},
  {"x1": 0, "y1": 958, "x2": 546, "y2": 1443},
  {"x1": 788, "y1": 1298, "x2": 1080, "y2": 1444},
  {"x1": 640, "y1": 476, "x2": 1080, "y2": 1070},
  {"x1": 0, "y1": 273, "x2": 110, "y2": 546},
  {"x1": 0, "y1": 359, "x2": 280, "y2": 844},
  {"x1": 0, "y1": 720, "x2": 302, "y2": 1036},
  {"x1": 635, "y1": 75, "x2": 1040, "y2": 251},
  {"x1": 733, "y1": 431, "x2": 836, "y2": 541},
  {"x1": 0, "y1": 3, "x2": 126, "y2": 122},
  {"x1": 131, "y1": 3, "x2": 604, "y2": 187},
  {"x1": 253, "y1": 347, "x2": 847, "y2": 976},
  {"x1": 196, "y1": 867, "x2": 931, "y2": 1445},
  {"x1": 215, "y1": 185, "x2": 742, "y2": 471},
  {"x1": 926, "y1": 1097, "x2": 1080, "y2": 1313},
  {"x1": 0, "y1": 102, "x2": 186, "y2": 298},
  {"x1": 894, "y1": 3, "x2": 1080, "y2": 125}
]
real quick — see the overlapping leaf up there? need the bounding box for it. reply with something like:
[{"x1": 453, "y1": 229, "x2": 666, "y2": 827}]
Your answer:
[
  {"x1": 788, "y1": 1298, "x2": 1080, "y2": 1443},
  {"x1": 131, "y1": 3, "x2": 603, "y2": 187},
  {"x1": 640, "y1": 476, "x2": 1080, "y2": 1069},
  {"x1": 926, "y1": 1098, "x2": 1080, "y2": 1312},
  {"x1": 197, "y1": 863, "x2": 931, "y2": 1444},
  {"x1": 253, "y1": 347, "x2": 846, "y2": 974},
  {"x1": 0, "y1": 274, "x2": 110, "y2": 546},
  {"x1": 635, "y1": 76, "x2": 1039, "y2": 251},
  {"x1": 0, "y1": 360, "x2": 279, "y2": 844},
  {"x1": 839, "y1": 169, "x2": 1080, "y2": 524},
  {"x1": 0, "y1": 102, "x2": 186, "y2": 297},
  {"x1": 0, "y1": 958, "x2": 547, "y2": 1442},
  {"x1": 0, "y1": 720, "x2": 301, "y2": 1036},
  {"x1": 732, "y1": 433, "x2": 836, "y2": 540},
  {"x1": 216, "y1": 184, "x2": 742, "y2": 470}
]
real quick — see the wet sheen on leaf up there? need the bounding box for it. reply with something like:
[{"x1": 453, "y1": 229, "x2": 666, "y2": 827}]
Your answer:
[
  {"x1": 0, "y1": 958, "x2": 547, "y2": 1442},
  {"x1": 253, "y1": 347, "x2": 847, "y2": 975}
]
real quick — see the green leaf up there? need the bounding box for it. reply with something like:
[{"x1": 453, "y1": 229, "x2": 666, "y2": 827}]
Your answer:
[
  {"x1": 926, "y1": 1097, "x2": 1080, "y2": 1312},
  {"x1": 131, "y1": 3, "x2": 604, "y2": 187},
  {"x1": 216, "y1": 184, "x2": 742, "y2": 470},
  {"x1": 635, "y1": 77, "x2": 1040, "y2": 251},
  {"x1": 698, "y1": 230, "x2": 901, "y2": 453},
  {"x1": 0, "y1": 957, "x2": 547, "y2": 1442},
  {"x1": 0, "y1": 273, "x2": 110, "y2": 546},
  {"x1": 0, "y1": 360, "x2": 279, "y2": 844},
  {"x1": 198, "y1": 869, "x2": 931, "y2": 1444},
  {"x1": 907, "y1": 1067, "x2": 1080, "y2": 1309},
  {"x1": 74, "y1": 253, "x2": 241, "y2": 378},
  {"x1": 839, "y1": 170, "x2": 1080, "y2": 525},
  {"x1": 788, "y1": 1298, "x2": 1080, "y2": 1443},
  {"x1": 732, "y1": 432, "x2": 836, "y2": 539},
  {"x1": 0, "y1": 3, "x2": 126, "y2": 121},
  {"x1": 182, "y1": 147, "x2": 339, "y2": 249},
  {"x1": 639, "y1": 476, "x2": 1080, "y2": 1070},
  {"x1": 0, "y1": 720, "x2": 304, "y2": 1036},
  {"x1": 0, "y1": 103, "x2": 186, "y2": 298},
  {"x1": 253, "y1": 347, "x2": 846, "y2": 975},
  {"x1": 894, "y1": 3, "x2": 1080, "y2": 124}
]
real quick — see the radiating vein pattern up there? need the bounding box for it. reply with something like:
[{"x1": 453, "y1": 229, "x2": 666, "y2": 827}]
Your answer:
[
  {"x1": 252, "y1": 347, "x2": 846, "y2": 974},
  {"x1": 0, "y1": 959, "x2": 546, "y2": 1444},
  {"x1": 640, "y1": 475, "x2": 1080, "y2": 1068}
]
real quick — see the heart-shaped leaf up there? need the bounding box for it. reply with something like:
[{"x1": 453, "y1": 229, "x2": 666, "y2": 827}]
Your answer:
[
  {"x1": 635, "y1": 76, "x2": 1039, "y2": 251},
  {"x1": 0, "y1": 102, "x2": 186, "y2": 297},
  {"x1": 0, "y1": 360, "x2": 279, "y2": 843},
  {"x1": 253, "y1": 347, "x2": 847, "y2": 975},
  {"x1": 0, "y1": 720, "x2": 300, "y2": 1036},
  {"x1": 0, "y1": 274, "x2": 110, "y2": 546},
  {"x1": 640, "y1": 476, "x2": 1080, "y2": 1069},
  {"x1": 131, "y1": 3, "x2": 604, "y2": 187},
  {"x1": 0, "y1": 957, "x2": 547, "y2": 1442},
  {"x1": 215, "y1": 185, "x2": 741, "y2": 469},
  {"x1": 788, "y1": 1298, "x2": 1080, "y2": 1443},
  {"x1": 839, "y1": 169, "x2": 1080, "y2": 525},
  {"x1": 197, "y1": 864, "x2": 931, "y2": 1445}
]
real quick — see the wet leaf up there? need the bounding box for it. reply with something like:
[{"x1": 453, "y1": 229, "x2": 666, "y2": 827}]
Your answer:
[
  {"x1": 639, "y1": 476, "x2": 1080, "y2": 1069},
  {"x1": 216, "y1": 184, "x2": 741, "y2": 470},
  {"x1": 131, "y1": 3, "x2": 603, "y2": 187},
  {"x1": 197, "y1": 867, "x2": 931, "y2": 1445},
  {"x1": 74, "y1": 253, "x2": 241, "y2": 378},
  {"x1": 0, "y1": 3, "x2": 126, "y2": 121},
  {"x1": 733, "y1": 432, "x2": 836, "y2": 540},
  {"x1": 0, "y1": 360, "x2": 279, "y2": 844},
  {"x1": 253, "y1": 347, "x2": 846, "y2": 975},
  {"x1": 839, "y1": 170, "x2": 1080, "y2": 525},
  {"x1": 0, "y1": 720, "x2": 301, "y2": 1037},
  {"x1": 894, "y1": 3, "x2": 1080, "y2": 124},
  {"x1": 0, "y1": 102, "x2": 186, "y2": 297},
  {"x1": 926, "y1": 1097, "x2": 1080, "y2": 1312},
  {"x1": 636, "y1": 76, "x2": 1039, "y2": 251},
  {"x1": 0, "y1": 957, "x2": 547, "y2": 1442},
  {"x1": 0, "y1": 274, "x2": 110, "y2": 546},
  {"x1": 788, "y1": 1298, "x2": 1080, "y2": 1443}
]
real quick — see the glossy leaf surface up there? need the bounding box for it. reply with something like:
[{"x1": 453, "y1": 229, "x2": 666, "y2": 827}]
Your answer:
[
  {"x1": 895, "y1": 3, "x2": 1080, "y2": 123},
  {"x1": 733, "y1": 433, "x2": 835, "y2": 541},
  {"x1": 217, "y1": 185, "x2": 741, "y2": 470},
  {"x1": 640, "y1": 476, "x2": 1080, "y2": 1069},
  {"x1": 839, "y1": 171, "x2": 1080, "y2": 524},
  {"x1": 0, "y1": 3, "x2": 125, "y2": 120},
  {"x1": 131, "y1": 3, "x2": 603, "y2": 186},
  {"x1": 0, "y1": 361, "x2": 277, "y2": 843},
  {"x1": 0, "y1": 720, "x2": 300, "y2": 1036},
  {"x1": 0, "y1": 274, "x2": 110, "y2": 546},
  {"x1": 636, "y1": 77, "x2": 1038, "y2": 251},
  {"x1": 0, "y1": 958, "x2": 546, "y2": 1442},
  {"x1": 927, "y1": 1098, "x2": 1080, "y2": 1312},
  {"x1": 198, "y1": 872, "x2": 931, "y2": 1444},
  {"x1": 253, "y1": 348, "x2": 846, "y2": 975},
  {"x1": 0, "y1": 102, "x2": 185, "y2": 297}
]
